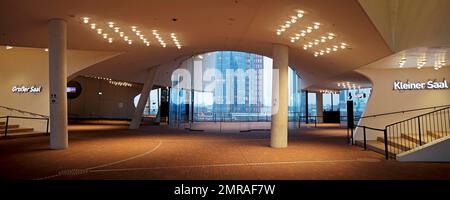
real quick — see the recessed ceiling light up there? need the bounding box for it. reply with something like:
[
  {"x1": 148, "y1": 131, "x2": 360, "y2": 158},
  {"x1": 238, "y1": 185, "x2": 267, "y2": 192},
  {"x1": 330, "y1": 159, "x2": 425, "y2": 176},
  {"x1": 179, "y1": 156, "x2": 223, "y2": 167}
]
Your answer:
[
  {"x1": 5, "y1": 46, "x2": 13, "y2": 50},
  {"x1": 82, "y1": 17, "x2": 90, "y2": 24},
  {"x1": 90, "y1": 23, "x2": 96, "y2": 29},
  {"x1": 108, "y1": 22, "x2": 114, "y2": 28}
]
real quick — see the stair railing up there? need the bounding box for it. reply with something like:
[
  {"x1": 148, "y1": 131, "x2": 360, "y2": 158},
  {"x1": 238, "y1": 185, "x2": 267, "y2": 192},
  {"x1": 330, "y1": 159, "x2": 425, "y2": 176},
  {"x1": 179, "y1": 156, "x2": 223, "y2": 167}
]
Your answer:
[
  {"x1": 0, "y1": 116, "x2": 49, "y2": 137},
  {"x1": 384, "y1": 106, "x2": 450, "y2": 159}
]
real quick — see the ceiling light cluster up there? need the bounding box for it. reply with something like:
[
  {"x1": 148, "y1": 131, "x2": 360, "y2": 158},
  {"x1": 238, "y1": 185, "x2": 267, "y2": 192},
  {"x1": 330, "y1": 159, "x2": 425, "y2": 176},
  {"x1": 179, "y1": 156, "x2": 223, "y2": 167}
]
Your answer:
[
  {"x1": 416, "y1": 54, "x2": 427, "y2": 69},
  {"x1": 170, "y1": 33, "x2": 181, "y2": 49},
  {"x1": 80, "y1": 17, "x2": 181, "y2": 49},
  {"x1": 338, "y1": 82, "x2": 361, "y2": 90},
  {"x1": 131, "y1": 26, "x2": 150, "y2": 46},
  {"x1": 84, "y1": 75, "x2": 134, "y2": 87},
  {"x1": 85, "y1": 75, "x2": 113, "y2": 81},
  {"x1": 434, "y1": 53, "x2": 446, "y2": 70},
  {"x1": 313, "y1": 43, "x2": 348, "y2": 57},
  {"x1": 289, "y1": 22, "x2": 321, "y2": 43},
  {"x1": 398, "y1": 55, "x2": 406, "y2": 68},
  {"x1": 319, "y1": 90, "x2": 339, "y2": 94},
  {"x1": 152, "y1": 30, "x2": 166, "y2": 48},
  {"x1": 301, "y1": 33, "x2": 335, "y2": 48},
  {"x1": 109, "y1": 80, "x2": 133, "y2": 87},
  {"x1": 276, "y1": 10, "x2": 305, "y2": 35}
]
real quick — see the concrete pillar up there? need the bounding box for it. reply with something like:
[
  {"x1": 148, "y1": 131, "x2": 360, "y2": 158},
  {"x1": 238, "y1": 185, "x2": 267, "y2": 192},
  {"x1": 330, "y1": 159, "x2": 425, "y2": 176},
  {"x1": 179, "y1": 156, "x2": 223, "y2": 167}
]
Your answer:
[
  {"x1": 271, "y1": 44, "x2": 289, "y2": 148},
  {"x1": 129, "y1": 67, "x2": 158, "y2": 129},
  {"x1": 316, "y1": 92, "x2": 323, "y2": 123},
  {"x1": 48, "y1": 19, "x2": 68, "y2": 149}
]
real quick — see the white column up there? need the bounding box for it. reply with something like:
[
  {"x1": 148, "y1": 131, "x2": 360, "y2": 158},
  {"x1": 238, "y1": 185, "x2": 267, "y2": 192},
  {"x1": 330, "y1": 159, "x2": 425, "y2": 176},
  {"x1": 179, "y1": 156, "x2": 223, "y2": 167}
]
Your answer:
[
  {"x1": 316, "y1": 92, "x2": 323, "y2": 123},
  {"x1": 129, "y1": 67, "x2": 158, "y2": 129},
  {"x1": 271, "y1": 44, "x2": 289, "y2": 148},
  {"x1": 48, "y1": 19, "x2": 68, "y2": 149}
]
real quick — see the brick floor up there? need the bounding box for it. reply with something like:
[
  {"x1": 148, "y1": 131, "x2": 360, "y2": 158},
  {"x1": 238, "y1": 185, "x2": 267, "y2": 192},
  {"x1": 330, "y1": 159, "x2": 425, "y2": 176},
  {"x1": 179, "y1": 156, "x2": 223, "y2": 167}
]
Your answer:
[{"x1": 0, "y1": 124, "x2": 449, "y2": 180}]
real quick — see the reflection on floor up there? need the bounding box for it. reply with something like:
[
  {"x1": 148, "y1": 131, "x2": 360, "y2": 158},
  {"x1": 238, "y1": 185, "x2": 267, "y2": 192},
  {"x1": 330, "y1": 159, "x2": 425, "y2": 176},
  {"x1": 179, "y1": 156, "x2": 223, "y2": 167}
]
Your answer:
[{"x1": 0, "y1": 124, "x2": 449, "y2": 180}]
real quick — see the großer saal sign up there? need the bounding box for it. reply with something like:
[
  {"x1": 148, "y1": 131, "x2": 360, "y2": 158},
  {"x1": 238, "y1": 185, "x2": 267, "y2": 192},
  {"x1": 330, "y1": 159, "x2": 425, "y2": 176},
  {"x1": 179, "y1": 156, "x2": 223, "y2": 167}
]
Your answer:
[
  {"x1": 393, "y1": 79, "x2": 448, "y2": 90},
  {"x1": 11, "y1": 85, "x2": 43, "y2": 93}
]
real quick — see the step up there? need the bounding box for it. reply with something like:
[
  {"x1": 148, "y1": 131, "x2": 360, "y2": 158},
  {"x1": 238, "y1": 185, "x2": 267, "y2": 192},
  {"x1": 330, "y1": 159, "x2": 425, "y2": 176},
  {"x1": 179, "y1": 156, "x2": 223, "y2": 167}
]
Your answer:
[
  {"x1": 0, "y1": 124, "x2": 20, "y2": 129},
  {"x1": 0, "y1": 131, "x2": 47, "y2": 139},
  {"x1": 355, "y1": 140, "x2": 397, "y2": 158},
  {"x1": 377, "y1": 137, "x2": 411, "y2": 152},
  {"x1": 401, "y1": 133, "x2": 439, "y2": 145},
  {"x1": 0, "y1": 127, "x2": 34, "y2": 134}
]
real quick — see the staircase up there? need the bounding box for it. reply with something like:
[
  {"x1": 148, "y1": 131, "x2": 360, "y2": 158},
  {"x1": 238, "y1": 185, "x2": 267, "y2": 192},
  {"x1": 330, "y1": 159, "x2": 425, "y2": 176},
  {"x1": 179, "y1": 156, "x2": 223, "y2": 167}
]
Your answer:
[
  {"x1": 0, "y1": 121, "x2": 45, "y2": 138},
  {"x1": 0, "y1": 106, "x2": 49, "y2": 139},
  {"x1": 354, "y1": 106, "x2": 450, "y2": 160}
]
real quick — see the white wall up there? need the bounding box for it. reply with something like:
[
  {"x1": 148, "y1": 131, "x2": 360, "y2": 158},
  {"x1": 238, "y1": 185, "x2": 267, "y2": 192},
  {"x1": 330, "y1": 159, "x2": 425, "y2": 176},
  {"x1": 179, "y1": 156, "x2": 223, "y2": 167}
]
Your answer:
[
  {"x1": 68, "y1": 76, "x2": 142, "y2": 119},
  {"x1": 355, "y1": 67, "x2": 450, "y2": 140},
  {"x1": 398, "y1": 136, "x2": 450, "y2": 162},
  {"x1": 0, "y1": 46, "x2": 119, "y2": 131}
]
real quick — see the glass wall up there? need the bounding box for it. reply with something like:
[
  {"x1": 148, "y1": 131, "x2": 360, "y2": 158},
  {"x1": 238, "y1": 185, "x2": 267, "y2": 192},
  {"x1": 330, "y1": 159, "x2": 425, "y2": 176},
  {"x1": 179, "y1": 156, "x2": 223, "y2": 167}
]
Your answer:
[
  {"x1": 169, "y1": 51, "x2": 303, "y2": 128},
  {"x1": 323, "y1": 93, "x2": 340, "y2": 111}
]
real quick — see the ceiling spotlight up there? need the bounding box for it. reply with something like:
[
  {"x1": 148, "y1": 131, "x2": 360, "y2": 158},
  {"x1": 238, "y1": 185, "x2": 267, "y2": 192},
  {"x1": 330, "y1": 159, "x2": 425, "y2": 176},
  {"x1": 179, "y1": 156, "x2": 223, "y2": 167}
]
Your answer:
[
  {"x1": 303, "y1": 45, "x2": 308, "y2": 50},
  {"x1": 140, "y1": 35, "x2": 144, "y2": 40},
  {"x1": 44, "y1": 48, "x2": 48, "y2": 52},
  {"x1": 306, "y1": 27, "x2": 313, "y2": 33},
  {"x1": 97, "y1": 29, "x2": 103, "y2": 34},
  {"x1": 146, "y1": 42, "x2": 150, "y2": 46},
  {"x1": 314, "y1": 39, "x2": 319, "y2": 45},
  {"x1": 281, "y1": 28, "x2": 286, "y2": 32},
  {"x1": 326, "y1": 48, "x2": 331, "y2": 53},
  {"x1": 128, "y1": 40, "x2": 132, "y2": 45},
  {"x1": 313, "y1": 22, "x2": 320, "y2": 29},
  {"x1": 114, "y1": 27, "x2": 120, "y2": 33},
  {"x1": 297, "y1": 10, "x2": 305, "y2": 18},
  {"x1": 136, "y1": 31, "x2": 141, "y2": 36},
  {"x1": 321, "y1": 37, "x2": 327, "y2": 42},
  {"x1": 119, "y1": 32, "x2": 124, "y2": 37},
  {"x1": 102, "y1": 33, "x2": 108, "y2": 39},
  {"x1": 319, "y1": 51, "x2": 324, "y2": 55},
  {"x1": 108, "y1": 38, "x2": 113, "y2": 43},
  {"x1": 131, "y1": 26, "x2": 137, "y2": 32},
  {"x1": 290, "y1": 16, "x2": 297, "y2": 23},
  {"x1": 124, "y1": 36, "x2": 129, "y2": 41},
  {"x1": 340, "y1": 43, "x2": 347, "y2": 49},
  {"x1": 90, "y1": 23, "x2": 96, "y2": 29},
  {"x1": 82, "y1": 17, "x2": 90, "y2": 24},
  {"x1": 328, "y1": 33, "x2": 334, "y2": 40},
  {"x1": 5, "y1": 46, "x2": 13, "y2": 50},
  {"x1": 333, "y1": 46, "x2": 338, "y2": 51},
  {"x1": 276, "y1": 31, "x2": 281, "y2": 35},
  {"x1": 108, "y1": 22, "x2": 114, "y2": 28},
  {"x1": 285, "y1": 23, "x2": 291, "y2": 28}
]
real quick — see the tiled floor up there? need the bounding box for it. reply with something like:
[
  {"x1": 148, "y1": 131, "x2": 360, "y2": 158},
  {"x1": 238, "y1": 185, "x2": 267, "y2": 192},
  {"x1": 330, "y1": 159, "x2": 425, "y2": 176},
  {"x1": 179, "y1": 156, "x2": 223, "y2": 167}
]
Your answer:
[{"x1": 0, "y1": 124, "x2": 449, "y2": 180}]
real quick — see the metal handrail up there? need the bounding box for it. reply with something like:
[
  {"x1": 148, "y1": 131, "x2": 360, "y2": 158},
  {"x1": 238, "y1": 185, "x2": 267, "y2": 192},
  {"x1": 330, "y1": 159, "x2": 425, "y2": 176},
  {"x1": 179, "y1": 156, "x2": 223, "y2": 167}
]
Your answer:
[
  {"x1": 352, "y1": 124, "x2": 388, "y2": 159},
  {"x1": 0, "y1": 115, "x2": 49, "y2": 137},
  {"x1": 361, "y1": 104, "x2": 450, "y2": 119},
  {"x1": 0, "y1": 105, "x2": 48, "y2": 118},
  {"x1": 385, "y1": 106, "x2": 450, "y2": 127}
]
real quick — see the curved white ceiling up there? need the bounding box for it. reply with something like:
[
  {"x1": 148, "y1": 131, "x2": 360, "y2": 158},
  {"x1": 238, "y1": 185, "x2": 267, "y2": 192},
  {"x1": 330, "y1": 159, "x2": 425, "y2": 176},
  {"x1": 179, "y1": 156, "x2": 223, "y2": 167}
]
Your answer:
[{"x1": 0, "y1": 0, "x2": 394, "y2": 89}]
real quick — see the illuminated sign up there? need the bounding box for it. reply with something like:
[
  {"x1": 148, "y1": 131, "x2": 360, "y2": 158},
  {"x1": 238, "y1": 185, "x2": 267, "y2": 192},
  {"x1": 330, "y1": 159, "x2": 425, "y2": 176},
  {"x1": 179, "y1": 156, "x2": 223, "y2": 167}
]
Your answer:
[
  {"x1": 393, "y1": 79, "x2": 448, "y2": 90},
  {"x1": 11, "y1": 85, "x2": 42, "y2": 93}
]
